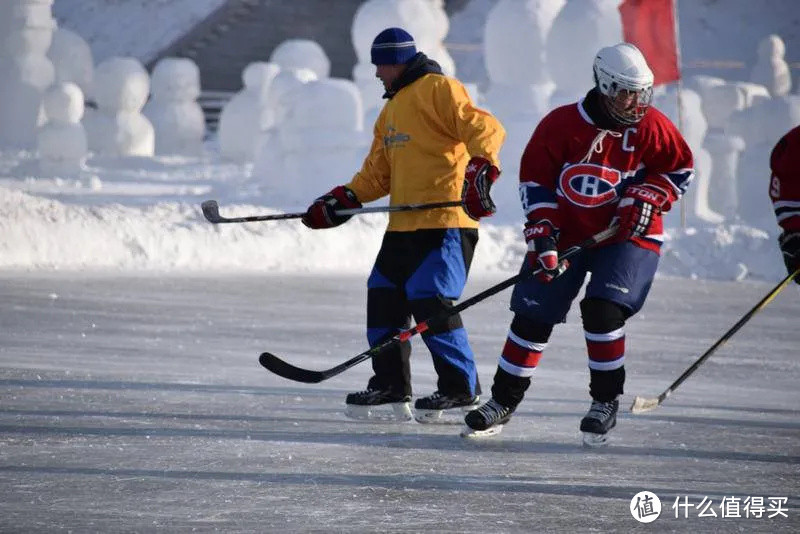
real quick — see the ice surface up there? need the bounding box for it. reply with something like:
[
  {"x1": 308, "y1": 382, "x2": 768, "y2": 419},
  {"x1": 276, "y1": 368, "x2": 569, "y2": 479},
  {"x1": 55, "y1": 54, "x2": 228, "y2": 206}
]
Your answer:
[{"x1": 0, "y1": 274, "x2": 797, "y2": 532}]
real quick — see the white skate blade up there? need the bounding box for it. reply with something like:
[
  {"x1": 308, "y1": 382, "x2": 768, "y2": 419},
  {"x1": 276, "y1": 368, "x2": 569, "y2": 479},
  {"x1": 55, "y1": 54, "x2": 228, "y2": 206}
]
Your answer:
[
  {"x1": 582, "y1": 431, "x2": 610, "y2": 447},
  {"x1": 414, "y1": 409, "x2": 444, "y2": 424},
  {"x1": 460, "y1": 424, "x2": 504, "y2": 438},
  {"x1": 345, "y1": 402, "x2": 412, "y2": 422},
  {"x1": 414, "y1": 409, "x2": 469, "y2": 424},
  {"x1": 414, "y1": 398, "x2": 480, "y2": 424}
]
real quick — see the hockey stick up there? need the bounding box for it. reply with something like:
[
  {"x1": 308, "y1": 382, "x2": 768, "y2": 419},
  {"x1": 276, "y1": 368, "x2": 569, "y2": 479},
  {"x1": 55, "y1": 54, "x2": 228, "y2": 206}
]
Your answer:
[
  {"x1": 259, "y1": 225, "x2": 619, "y2": 383},
  {"x1": 630, "y1": 267, "x2": 799, "y2": 414},
  {"x1": 201, "y1": 199, "x2": 463, "y2": 224}
]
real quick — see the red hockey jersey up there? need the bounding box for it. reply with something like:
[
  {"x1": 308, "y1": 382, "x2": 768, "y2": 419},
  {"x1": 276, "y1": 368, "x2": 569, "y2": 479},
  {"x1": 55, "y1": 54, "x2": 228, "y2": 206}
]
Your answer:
[
  {"x1": 519, "y1": 99, "x2": 694, "y2": 253},
  {"x1": 769, "y1": 125, "x2": 800, "y2": 233}
]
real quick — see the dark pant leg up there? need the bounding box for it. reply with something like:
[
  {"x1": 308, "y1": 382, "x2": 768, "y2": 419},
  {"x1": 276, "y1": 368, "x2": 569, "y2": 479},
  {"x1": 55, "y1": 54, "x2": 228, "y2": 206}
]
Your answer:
[
  {"x1": 366, "y1": 286, "x2": 412, "y2": 395},
  {"x1": 366, "y1": 233, "x2": 413, "y2": 395}
]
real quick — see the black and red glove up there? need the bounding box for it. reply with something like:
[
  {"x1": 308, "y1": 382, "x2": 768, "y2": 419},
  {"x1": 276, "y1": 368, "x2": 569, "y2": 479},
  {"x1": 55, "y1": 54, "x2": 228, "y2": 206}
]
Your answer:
[
  {"x1": 462, "y1": 156, "x2": 500, "y2": 220},
  {"x1": 779, "y1": 231, "x2": 800, "y2": 283},
  {"x1": 615, "y1": 185, "x2": 669, "y2": 239},
  {"x1": 523, "y1": 221, "x2": 569, "y2": 283},
  {"x1": 301, "y1": 185, "x2": 362, "y2": 229}
]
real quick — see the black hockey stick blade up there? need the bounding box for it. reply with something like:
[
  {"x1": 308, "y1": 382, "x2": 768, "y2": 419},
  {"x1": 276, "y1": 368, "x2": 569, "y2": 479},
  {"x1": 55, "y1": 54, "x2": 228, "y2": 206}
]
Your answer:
[
  {"x1": 201, "y1": 200, "x2": 224, "y2": 223},
  {"x1": 259, "y1": 350, "x2": 375, "y2": 384},
  {"x1": 259, "y1": 352, "x2": 328, "y2": 383}
]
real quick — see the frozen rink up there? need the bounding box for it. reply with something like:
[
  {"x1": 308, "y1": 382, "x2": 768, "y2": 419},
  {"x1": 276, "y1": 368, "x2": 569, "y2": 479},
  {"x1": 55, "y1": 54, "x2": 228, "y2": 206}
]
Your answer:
[{"x1": 0, "y1": 273, "x2": 798, "y2": 532}]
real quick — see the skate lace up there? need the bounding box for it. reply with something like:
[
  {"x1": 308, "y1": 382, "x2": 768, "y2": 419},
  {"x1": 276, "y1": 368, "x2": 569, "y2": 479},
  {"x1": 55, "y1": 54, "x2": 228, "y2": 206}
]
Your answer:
[
  {"x1": 588, "y1": 400, "x2": 616, "y2": 419},
  {"x1": 480, "y1": 399, "x2": 510, "y2": 421},
  {"x1": 353, "y1": 388, "x2": 381, "y2": 397}
]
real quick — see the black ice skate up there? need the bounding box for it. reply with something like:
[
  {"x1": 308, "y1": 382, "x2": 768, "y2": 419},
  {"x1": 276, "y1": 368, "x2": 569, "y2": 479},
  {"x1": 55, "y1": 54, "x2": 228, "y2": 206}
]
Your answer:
[
  {"x1": 579, "y1": 399, "x2": 619, "y2": 447},
  {"x1": 460, "y1": 398, "x2": 515, "y2": 438},
  {"x1": 413, "y1": 391, "x2": 480, "y2": 424},
  {"x1": 345, "y1": 388, "x2": 412, "y2": 422}
]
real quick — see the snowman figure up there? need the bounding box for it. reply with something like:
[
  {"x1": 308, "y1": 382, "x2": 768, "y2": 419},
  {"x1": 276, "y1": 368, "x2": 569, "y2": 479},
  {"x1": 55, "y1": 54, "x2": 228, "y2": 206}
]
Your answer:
[
  {"x1": 143, "y1": 57, "x2": 205, "y2": 156},
  {"x1": 83, "y1": 56, "x2": 154, "y2": 157},
  {"x1": 0, "y1": 0, "x2": 57, "y2": 148},
  {"x1": 218, "y1": 61, "x2": 281, "y2": 162},
  {"x1": 47, "y1": 27, "x2": 94, "y2": 98},
  {"x1": 750, "y1": 34, "x2": 792, "y2": 97},
  {"x1": 37, "y1": 82, "x2": 88, "y2": 176}
]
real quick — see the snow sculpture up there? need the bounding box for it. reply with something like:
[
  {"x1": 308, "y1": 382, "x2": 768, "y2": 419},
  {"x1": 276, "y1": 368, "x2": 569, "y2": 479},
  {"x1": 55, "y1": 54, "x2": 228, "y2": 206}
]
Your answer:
[
  {"x1": 734, "y1": 81, "x2": 771, "y2": 110},
  {"x1": 482, "y1": 0, "x2": 565, "y2": 223},
  {"x1": 47, "y1": 27, "x2": 93, "y2": 97},
  {"x1": 83, "y1": 57, "x2": 154, "y2": 157},
  {"x1": 750, "y1": 34, "x2": 791, "y2": 97},
  {"x1": 143, "y1": 57, "x2": 205, "y2": 156},
  {"x1": 351, "y1": 0, "x2": 455, "y2": 113},
  {"x1": 728, "y1": 94, "x2": 800, "y2": 227},
  {"x1": 698, "y1": 83, "x2": 750, "y2": 223},
  {"x1": 37, "y1": 82, "x2": 87, "y2": 176},
  {"x1": 653, "y1": 88, "x2": 721, "y2": 225},
  {"x1": 0, "y1": 0, "x2": 56, "y2": 149},
  {"x1": 217, "y1": 61, "x2": 281, "y2": 162},
  {"x1": 703, "y1": 133, "x2": 745, "y2": 220},
  {"x1": 702, "y1": 83, "x2": 747, "y2": 131},
  {"x1": 263, "y1": 67, "x2": 318, "y2": 127},
  {"x1": 270, "y1": 39, "x2": 330, "y2": 79},
  {"x1": 253, "y1": 78, "x2": 367, "y2": 207},
  {"x1": 250, "y1": 68, "x2": 322, "y2": 191},
  {"x1": 546, "y1": 0, "x2": 623, "y2": 105}
]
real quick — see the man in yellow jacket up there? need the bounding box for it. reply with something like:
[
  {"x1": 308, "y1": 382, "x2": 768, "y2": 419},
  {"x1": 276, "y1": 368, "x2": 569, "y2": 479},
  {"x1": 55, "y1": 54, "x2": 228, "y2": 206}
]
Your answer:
[{"x1": 303, "y1": 27, "x2": 506, "y2": 422}]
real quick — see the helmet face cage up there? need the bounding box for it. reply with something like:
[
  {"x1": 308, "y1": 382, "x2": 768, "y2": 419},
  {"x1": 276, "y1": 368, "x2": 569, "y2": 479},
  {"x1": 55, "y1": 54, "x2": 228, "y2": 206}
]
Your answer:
[{"x1": 603, "y1": 82, "x2": 653, "y2": 125}]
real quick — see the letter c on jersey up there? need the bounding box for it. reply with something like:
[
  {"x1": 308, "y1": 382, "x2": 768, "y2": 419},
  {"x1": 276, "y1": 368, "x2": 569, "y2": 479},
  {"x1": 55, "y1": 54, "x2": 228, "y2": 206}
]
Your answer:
[{"x1": 558, "y1": 163, "x2": 621, "y2": 207}]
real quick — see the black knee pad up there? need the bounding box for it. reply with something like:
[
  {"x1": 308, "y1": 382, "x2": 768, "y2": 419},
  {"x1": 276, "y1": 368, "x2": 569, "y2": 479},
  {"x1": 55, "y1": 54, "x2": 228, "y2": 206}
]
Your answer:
[
  {"x1": 409, "y1": 296, "x2": 463, "y2": 335},
  {"x1": 580, "y1": 298, "x2": 626, "y2": 334},
  {"x1": 509, "y1": 314, "x2": 553, "y2": 343}
]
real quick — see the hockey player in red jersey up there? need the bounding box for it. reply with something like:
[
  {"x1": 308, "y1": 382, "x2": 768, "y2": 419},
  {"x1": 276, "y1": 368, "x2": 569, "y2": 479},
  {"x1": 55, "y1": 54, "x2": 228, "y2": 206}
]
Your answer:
[
  {"x1": 769, "y1": 125, "x2": 800, "y2": 282},
  {"x1": 463, "y1": 43, "x2": 694, "y2": 445}
]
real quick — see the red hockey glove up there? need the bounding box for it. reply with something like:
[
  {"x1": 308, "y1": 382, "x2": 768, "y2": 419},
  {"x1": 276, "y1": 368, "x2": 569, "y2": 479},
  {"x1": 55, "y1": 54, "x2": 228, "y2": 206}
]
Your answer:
[
  {"x1": 779, "y1": 231, "x2": 800, "y2": 283},
  {"x1": 302, "y1": 186, "x2": 362, "y2": 229},
  {"x1": 615, "y1": 185, "x2": 669, "y2": 239},
  {"x1": 524, "y1": 221, "x2": 569, "y2": 283},
  {"x1": 462, "y1": 156, "x2": 500, "y2": 220}
]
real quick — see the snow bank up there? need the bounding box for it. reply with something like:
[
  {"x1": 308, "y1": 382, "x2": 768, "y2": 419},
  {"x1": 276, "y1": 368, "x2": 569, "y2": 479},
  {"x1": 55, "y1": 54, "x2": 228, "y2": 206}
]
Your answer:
[{"x1": 0, "y1": 184, "x2": 787, "y2": 282}]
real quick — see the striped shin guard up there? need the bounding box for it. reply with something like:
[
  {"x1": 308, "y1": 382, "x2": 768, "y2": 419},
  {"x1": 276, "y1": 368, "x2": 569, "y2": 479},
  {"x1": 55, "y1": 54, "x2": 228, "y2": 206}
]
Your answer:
[
  {"x1": 498, "y1": 329, "x2": 546, "y2": 378},
  {"x1": 585, "y1": 326, "x2": 625, "y2": 371}
]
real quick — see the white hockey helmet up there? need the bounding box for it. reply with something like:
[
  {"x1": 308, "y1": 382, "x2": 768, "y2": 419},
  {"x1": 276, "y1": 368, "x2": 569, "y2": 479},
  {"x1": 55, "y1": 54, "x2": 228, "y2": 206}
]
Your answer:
[{"x1": 593, "y1": 42, "x2": 655, "y2": 125}]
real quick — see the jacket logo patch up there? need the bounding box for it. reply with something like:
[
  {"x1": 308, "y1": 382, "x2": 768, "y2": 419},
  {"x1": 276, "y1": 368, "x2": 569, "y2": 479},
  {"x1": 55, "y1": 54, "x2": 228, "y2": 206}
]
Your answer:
[
  {"x1": 559, "y1": 163, "x2": 621, "y2": 207},
  {"x1": 383, "y1": 126, "x2": 410, "y2": 148}
]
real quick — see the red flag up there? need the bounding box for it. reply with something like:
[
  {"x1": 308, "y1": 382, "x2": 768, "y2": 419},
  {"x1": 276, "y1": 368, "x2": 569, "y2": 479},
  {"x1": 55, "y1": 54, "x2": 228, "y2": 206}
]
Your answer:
[{"x1": 618, "y1": 0, "x2": 681, "y2": 85}]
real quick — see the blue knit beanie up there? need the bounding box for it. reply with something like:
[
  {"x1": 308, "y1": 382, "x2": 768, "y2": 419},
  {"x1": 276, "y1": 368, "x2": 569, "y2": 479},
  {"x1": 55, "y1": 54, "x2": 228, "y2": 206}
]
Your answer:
[{"x1": 371, "y1": 27, "x2": 417, "y2": 65}]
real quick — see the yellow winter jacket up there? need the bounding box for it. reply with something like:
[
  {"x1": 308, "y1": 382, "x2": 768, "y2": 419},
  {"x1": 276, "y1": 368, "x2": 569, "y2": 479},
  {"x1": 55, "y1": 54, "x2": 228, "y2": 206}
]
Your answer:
[{"x1": 346, "y1": 73, "x2": 505, "y2": 232}]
